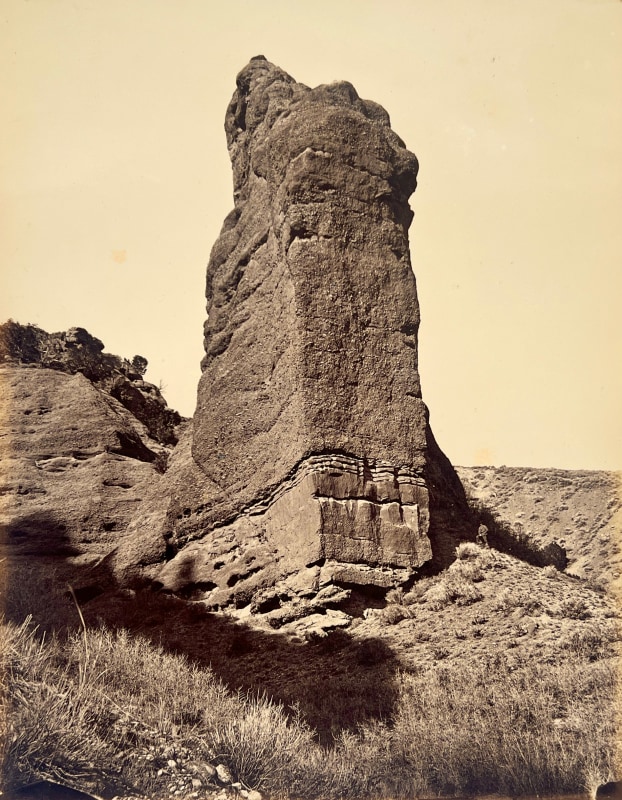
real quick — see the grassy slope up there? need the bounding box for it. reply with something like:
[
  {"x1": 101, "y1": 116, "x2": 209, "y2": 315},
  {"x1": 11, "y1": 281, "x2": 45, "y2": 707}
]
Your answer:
[
  {"x1": 457, "y1": 466, "x2": 622, "y2": 584},
  {"x1": 1, "y1": 467, "x2": 621, "y2": 799}
]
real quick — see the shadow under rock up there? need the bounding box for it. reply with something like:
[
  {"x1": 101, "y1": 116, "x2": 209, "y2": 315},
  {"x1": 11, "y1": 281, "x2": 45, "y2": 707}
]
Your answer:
[
  {"x1": 1, "y1": 513, "x2": 399, "y2": 743},
  {"x1": 83, "y1": 588, "x2": 399, "y2": 745},
  {"x1": 1, "y1": 512, "x2": 89, "y2": 632}
]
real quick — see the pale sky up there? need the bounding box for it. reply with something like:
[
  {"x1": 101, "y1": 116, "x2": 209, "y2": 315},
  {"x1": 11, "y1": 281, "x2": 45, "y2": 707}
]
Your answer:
[{"x1": 2, "y1": 0, "x2": 621, "y2": 470}]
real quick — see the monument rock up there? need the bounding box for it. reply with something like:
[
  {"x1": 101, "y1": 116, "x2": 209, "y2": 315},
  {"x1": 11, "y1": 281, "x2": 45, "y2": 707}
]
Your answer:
[{"x1": 145, "y1": 57, "x2": 472, "y2": 610}]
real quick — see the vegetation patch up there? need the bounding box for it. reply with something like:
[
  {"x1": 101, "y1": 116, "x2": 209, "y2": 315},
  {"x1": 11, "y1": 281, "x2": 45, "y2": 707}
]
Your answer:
[{"x1": 2, "y1": 614, "x2": 618, "y2": 799}]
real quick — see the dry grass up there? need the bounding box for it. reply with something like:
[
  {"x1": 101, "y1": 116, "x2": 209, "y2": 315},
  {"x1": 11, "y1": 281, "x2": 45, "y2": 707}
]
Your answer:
[{"x1": 1, "y1": 611, "x2": 619, "y2": 799}]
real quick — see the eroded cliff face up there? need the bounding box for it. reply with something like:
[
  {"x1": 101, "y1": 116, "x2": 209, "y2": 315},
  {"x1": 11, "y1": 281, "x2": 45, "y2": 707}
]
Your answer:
[
  {"x1": 148, "y1": 57, "x2": 472, "y2": 610},
  {"x1": 0, "y1": 321, "x2": 182, "y2": 446},
  {"x1": 0, "y1": 324, "x2": 184, "y2": 613}
]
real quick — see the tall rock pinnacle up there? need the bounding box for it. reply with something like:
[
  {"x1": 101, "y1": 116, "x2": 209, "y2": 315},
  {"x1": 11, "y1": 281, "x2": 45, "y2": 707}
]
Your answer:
[{"x1": 135, "y1": 58, "x2": 472, "y2": 608}]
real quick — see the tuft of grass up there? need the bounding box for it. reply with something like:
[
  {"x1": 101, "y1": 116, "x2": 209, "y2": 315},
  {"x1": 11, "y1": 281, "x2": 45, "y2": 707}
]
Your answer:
[
  {"x1": 1, "y1": 615, "x2": 619, "y2": 799},
  {"x1": 455, "y1": 541, "x2": 483, "y2": 560},
  {"x1": 387, "y1": 658, "x2": 620, "y2": 797},
  {"x1": 0, "y1": 620, "x2": 315, "y2": 797},
  {"x1": 543, "y1": 564, "x2": 559, "y2": 578},
  {"x1": 0, "y1": 619, "x2": 116, "y2": 793},
  {"x1": 203, "y1": 696, "x2": 315, "y2": 791}
]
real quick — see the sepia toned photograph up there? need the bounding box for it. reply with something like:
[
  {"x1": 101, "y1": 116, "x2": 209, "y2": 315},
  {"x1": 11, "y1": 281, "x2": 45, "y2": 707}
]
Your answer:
[{"x1": 1, "y1": 2, "x2": 621, "y2": 799}]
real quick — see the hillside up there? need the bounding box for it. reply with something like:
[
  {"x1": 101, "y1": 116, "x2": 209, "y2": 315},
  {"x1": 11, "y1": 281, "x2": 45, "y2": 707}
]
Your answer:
[
  {"x1": 458, "y1": 465, "x2": 622, "y2": 587},
  {"x1": 1, "y1": 54, "x2": 620, "y2": 800},
  {"x1": 2, "y1": 463, "x2": 620, "y2": 799}
]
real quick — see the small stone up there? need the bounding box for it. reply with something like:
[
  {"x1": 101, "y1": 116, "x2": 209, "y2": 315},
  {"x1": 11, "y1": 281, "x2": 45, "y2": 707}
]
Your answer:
[
  {"x1": 231, "y1": 782, "x2": 242, "y2": 790},
  {"x1": 157, "y1": 769, "x2": 164, "y2": 777},
  {"x1": 216, "y1": 763, "x2": 233, "y2": 783},
  {"x1": 192, "y1": 779, "x2": 203, "y2": 789},
  {"x1": 248, "y1": 790, "x2": 262, "y2": 800},
  {"x1": 202, "y1": 763, "x2": 217, "y2": 778},
  {"x1": 167, "y1": 759, "x2": 178, "y2": 769}
]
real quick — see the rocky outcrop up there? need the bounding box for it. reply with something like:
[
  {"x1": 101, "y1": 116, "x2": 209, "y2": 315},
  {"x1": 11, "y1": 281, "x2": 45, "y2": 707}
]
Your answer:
[
  {"x1": 0, "y1": 321, "x2": 182, "y2": 445},
  {"x1": 129, "y1": 57, "x2": 472, "y2": 611},
  {"x1": 0, "y1": 325, "x2": 183, "y2": 606}
]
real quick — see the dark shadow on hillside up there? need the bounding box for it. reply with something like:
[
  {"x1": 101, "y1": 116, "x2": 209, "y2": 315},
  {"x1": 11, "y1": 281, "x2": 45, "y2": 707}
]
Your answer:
[
  {"x1": 470, "y1": 499, "x2": 568, "y2": 570},
  {"x1": 83, "y1": 589, "x2": 398, "y2": 745},
  {"x1": 2, "y1": 512, "x2": 82, "y2": 558},
  {"x1": 1, "y1": 528, "x2": 399, "y2": 746},
  {"x1": 1, "y1": 513, "x2": 90, "y2": 632}
]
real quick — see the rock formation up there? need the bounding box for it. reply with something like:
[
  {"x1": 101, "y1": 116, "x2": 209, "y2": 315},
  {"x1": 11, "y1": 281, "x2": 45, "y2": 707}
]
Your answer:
[
  {"x1": 0, "y1": 323, "x2": 183, "y2": 607},
  {"x1": 1, "y1": 61, "x2": 474, "y2": 627},
  {"x1": 140, "y1": 57, "x2": 472, "y2": 612},
  {"x1": 0, "y1": 321, "x2": 182, "y2": 445}
]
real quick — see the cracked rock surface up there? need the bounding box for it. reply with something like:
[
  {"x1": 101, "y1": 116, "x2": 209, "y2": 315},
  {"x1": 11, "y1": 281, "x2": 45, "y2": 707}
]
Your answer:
[{"x1": 132, "y1": 57, "x2": 472, "y2": 610}]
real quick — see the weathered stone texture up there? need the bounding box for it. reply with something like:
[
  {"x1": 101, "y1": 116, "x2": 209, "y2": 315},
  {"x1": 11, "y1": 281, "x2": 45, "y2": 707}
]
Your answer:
[
  {"x1": 0, "y1": 364, "x2": 166, "y2": 560},
  {"x1": 0, "y1": 325, "x2": 182, "y2": 601},
  {"x1": 0, "y1": 321, "x2": 182, "y2": 446},
  {"x1": 194, "y1": 57, "x2": 426, "y2": 513},
  {"x1": 154, "y1": 57, "x2": 471, "y2": 605}
]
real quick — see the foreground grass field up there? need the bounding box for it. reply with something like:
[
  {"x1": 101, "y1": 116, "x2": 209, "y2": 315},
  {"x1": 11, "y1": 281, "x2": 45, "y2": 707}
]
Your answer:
[{"x1": 1, "y1": 599, "x2": 619, "y2": 799}]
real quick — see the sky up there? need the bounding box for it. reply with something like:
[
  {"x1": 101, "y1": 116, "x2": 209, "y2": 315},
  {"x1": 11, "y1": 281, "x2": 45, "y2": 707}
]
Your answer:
[{"x1": 2, "y1": 0, "x2": 621, "y2": 471}]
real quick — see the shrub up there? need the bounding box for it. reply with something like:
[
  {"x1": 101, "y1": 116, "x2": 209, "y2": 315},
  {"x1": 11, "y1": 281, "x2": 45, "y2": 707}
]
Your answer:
[
  {"x1": 425, "y1": 572, "x2": 482, "y2": 611},
  {"x1": 456, "y1": 542, "x2": 483, "y2": 560},
  {"x1": 402, "y1": 579, "x2": 432, "y2": 605},
  {"x1": 382, "y1": 605, "x2": 409, "y2": 625},
  {"x1": 447, "y1": 576, "x2": 483, "y2": 606},
  {"x1": 451, "y1": 560, "x2": 484, "y2": 583},
  {"x1": 401, "y1": 591, "x2": 418, "y2": 606},
  {"x1": 559, "y1": 597, "x2": 592, "y2": 620},
  {"x1": 425, "y1": 562, "x2": 483, "y2": 611},
  {"x1": 385, "y1": 588, "x2": 404, "y2": 605},
  {"x1": 561, "y1": 626, "x2": 615, "y2": 662},
  {"x1": 425, "y1": 583, "x2": 452, "y2": 611},
  {"x1": 491, "y1": 588, "x2": 541, "y2": 615}
]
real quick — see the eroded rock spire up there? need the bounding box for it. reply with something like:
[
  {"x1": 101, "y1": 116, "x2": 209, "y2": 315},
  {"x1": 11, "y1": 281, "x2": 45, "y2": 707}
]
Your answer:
[{"x1": 129, "y1": 58, "x2": 472, "y2": 609}]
